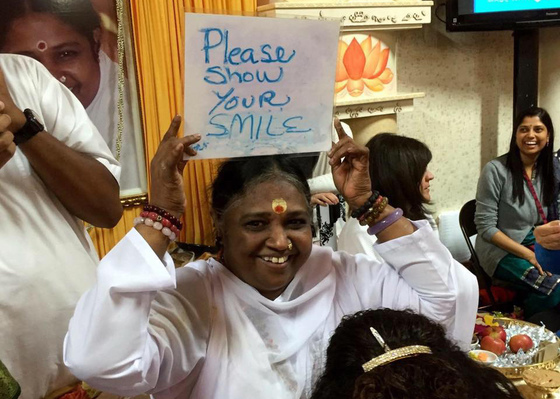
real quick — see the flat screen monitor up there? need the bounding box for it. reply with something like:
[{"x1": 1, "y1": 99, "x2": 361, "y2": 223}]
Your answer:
[{"x1": 447, "y1": 0, "x2": 560, "y2": 31}]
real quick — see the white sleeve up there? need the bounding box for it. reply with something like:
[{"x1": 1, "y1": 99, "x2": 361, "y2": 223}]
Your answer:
[
  {"x1": 338, "y1": 220, "x2": 478, "y2": 351},
  {"x1": 64, "y1": 229, "x2": 211, "y2": 396},
  {"x1": 308, "y1": 173, "x2": 337, "y2": 194},
  {"x1": 31, "y1": 57, "x2": 121, "y2": 181},
  {"x1": 337, "y1": 218, "x2": 383, "y2": 262}
]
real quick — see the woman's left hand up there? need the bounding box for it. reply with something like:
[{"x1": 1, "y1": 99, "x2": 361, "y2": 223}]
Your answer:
[{"x1": 328, "y1": 118, "x2": 372, "y2": 210}]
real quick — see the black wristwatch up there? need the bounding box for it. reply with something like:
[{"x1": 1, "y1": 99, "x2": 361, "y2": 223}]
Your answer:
[{"x1": 14, "y1": 109, "x2": 44, "y2": 146}]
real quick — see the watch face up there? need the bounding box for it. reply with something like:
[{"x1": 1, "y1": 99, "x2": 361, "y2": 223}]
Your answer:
[
  {"x1": 23, "y1": 108, "x2": 44, "y2": 132},
  {"x1": 24, "y1": 108, "x2": 39, "y2": 121}
]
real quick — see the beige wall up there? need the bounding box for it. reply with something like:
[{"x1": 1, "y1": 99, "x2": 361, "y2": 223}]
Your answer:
[
  {"x1": 393, "y1": 17, "x2": 514, "y2": 217},
  {"x1": 539, "y1": 27, "x2": 560, "y2": 150}
]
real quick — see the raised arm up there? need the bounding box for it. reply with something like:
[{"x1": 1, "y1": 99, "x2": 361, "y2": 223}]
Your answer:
[
  {"x1": 329, "y1": 119, "x2": 415, "y2": 242},
  {"x1": 329, "y1": 120, "x2": 477, "y2": 348},
  {"x1": 64, "y1": 117, "x2": 210, "y2": 396},
  {"x1": 135, "y1": 116, "x2": 200, "y2": 257},
  {"x1": 0, "y1": 66, "x2": 122, "y2": 228}
]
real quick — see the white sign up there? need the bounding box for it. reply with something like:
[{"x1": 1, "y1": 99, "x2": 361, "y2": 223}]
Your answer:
[{"x1": 184, "y1": 13, "x2": 340, "y2": 159}]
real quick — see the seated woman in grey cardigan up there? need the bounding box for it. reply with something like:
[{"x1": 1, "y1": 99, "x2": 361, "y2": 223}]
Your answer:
[{"x1": 475, "y1": 106, "x2": 560, "y2": 318}]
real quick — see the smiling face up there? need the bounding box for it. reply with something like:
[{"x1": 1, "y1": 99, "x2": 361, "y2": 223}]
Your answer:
[
  {"x1": 218, "y1": 179, "x2": 313, "y2": 300},
  {"x1": 419, "y1": 168, "x2": 434, "y2": 202},
  {"x1": 1, "y1": 12, "x2": 101, "y2": 107},
  {"x1": 515, "y1": 116, "x2": 549, "y2": 162}
]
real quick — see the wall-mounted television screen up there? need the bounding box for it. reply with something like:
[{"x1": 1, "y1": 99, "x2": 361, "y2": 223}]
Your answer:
[{"x1": 446, "y1": 0, "x2": 560, "y2": 31}]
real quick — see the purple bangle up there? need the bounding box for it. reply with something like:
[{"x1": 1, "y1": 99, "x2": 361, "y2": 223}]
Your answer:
[{"x1": 367, "y1": 208, "x2": 403, "y2": 236}]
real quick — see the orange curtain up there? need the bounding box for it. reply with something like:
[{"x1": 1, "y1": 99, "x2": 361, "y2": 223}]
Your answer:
[{"x1": 89, "y1": 0, "x2": 256, "y2": 257}]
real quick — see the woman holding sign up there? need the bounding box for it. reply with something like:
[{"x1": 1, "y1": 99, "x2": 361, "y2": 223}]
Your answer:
[{"x1": 64, "y1": 118, "x2": 478, "y2": 398}]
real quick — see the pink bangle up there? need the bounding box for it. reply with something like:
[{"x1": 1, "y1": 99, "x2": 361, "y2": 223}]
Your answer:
[
  {"x1": 133, "y1": 216, "x2": 177, "y2": 241},
  {"x1": 367, "y1": 208, "x2": 403, "y2": 236}
]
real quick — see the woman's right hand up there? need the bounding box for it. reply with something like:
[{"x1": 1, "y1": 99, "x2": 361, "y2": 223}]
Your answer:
[
  {"x1": 149, "y1": 116, "x2": 201, "y2": 218},
  {"x1": 311, "y1": 192, "x2": 339, "y2": 207}
]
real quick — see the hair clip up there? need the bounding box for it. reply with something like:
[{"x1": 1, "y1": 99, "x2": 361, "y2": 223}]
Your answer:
[{"x1": 362, "y1": 327, "x2": 432, "y2": 372}]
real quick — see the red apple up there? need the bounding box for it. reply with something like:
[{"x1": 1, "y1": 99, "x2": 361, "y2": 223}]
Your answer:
[
  {"x1": 479, "y1": 325, "x2": 507, "y2": 342},
  {"x1": 509, "y1": 334, "x2": 534, "y2": 353},
  {"x1": 480, "y1": 336, "x2": 506, "y2": 355}
]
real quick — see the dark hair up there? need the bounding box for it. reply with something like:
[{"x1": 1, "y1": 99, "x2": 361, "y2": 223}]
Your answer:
[
  {"x1": 365, "y1": 134, "x2": 432, "y2": 221},
  {"x1": 286, "y1": 153, "x2": 320, "y2": 180},
  {"x1": 211, "y1": 156, "x2": 312, "y2": 224},
  {"x1": 0, "y1": 0, "x2": 101, "y2": 56},
  {"x1": 506, "y1": 107, "x2": 556, "y2": 208},
  {"x1": 311, "y1": 309, "x2": 523, "y2": 399}
]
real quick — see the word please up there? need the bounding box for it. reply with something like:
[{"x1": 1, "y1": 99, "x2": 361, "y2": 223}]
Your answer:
[{"x1": 200, "y1": 27, "x2": 296, "y2": 65}]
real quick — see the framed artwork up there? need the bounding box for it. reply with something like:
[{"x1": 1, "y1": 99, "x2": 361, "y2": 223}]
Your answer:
[
  {"x1": 335, "y1": 32, "x2": 397, "y2": 100},
  {"x1": 0, "y1": 0, "x2": 147, "y2": 204}
]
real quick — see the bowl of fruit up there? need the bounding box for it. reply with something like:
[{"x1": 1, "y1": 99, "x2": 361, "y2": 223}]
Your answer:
[{"x1": 473, "y1": 315, "x2": 560, "y2": 379}]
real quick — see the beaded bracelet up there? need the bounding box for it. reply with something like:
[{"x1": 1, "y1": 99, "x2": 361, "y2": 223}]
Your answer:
[
  {"x1": 143, "y1": 204, "x2": 183, "y2": 231},
  {"x1": 351, "y1": 191, "x2": 380, "y2": 219},
  {"x1": 139, "y1": 211, "x2": 181, "y2": 235},
  {"x1": 367, "y1": 208, "x2": 403, "y2": 236},
  {"x1": 358, "y1": 195, "x2": 385, "y2": 222},
  {"x1": 134, "y1": 216, "x2": 178, "y2": 241},
  {"x1": 359, "y1": 197, "x2": 389, "y2": 226}
]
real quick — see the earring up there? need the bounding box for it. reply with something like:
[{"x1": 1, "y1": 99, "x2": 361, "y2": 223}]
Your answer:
[
  {"x1": 287, "y1": 240, "x2": 293, "y2": 251},
  {"x1": 59, "y1": 76, "x2": 67, "y2": 84},
  {"x1": 215, "y1": 236, "x2": 224, "y2": 262}
]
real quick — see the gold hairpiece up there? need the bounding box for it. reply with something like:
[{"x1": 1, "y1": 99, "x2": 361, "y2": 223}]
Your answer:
[{"x1": 362, "y1": 327, "x2": 432, "y2": 372}]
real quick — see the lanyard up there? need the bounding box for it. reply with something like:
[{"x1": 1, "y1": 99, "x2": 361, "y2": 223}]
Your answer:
[{"x1": 523, "y1": 171, "x2": 548, "y2": 224}]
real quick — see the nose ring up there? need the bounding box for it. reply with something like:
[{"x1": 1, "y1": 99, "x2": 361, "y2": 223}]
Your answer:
[
  {"x1": 287, "y1": 240, "x2": 293, "y2": 251},
  {"x1": 59, "y1": 76, "x2": 67, "y2": 83}
]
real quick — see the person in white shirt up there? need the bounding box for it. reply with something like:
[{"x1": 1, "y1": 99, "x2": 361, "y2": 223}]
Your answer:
[
  {"x1": 64, "y1": 118, "x2": 478, "y2": 399},
  {"x1": 0, "y1": 0, "x2": 143, "y2": 192},
  {"x1": 0, "y1": 53, "x2": 122, "y2": 399}
]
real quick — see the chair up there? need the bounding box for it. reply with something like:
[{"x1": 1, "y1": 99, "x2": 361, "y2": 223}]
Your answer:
[{"x1": 459, "y1": 200, "x2": 517, "y2": 311}]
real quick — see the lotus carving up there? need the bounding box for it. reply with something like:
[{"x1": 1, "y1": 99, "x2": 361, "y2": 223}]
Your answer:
[{"x1": 335, "y1": 36, "x2": 394, "y2": 97}]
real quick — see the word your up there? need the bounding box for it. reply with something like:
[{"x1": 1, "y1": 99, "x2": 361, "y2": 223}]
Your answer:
[{"x1": 209, "y1": 87, "x2": 290, "y2": 115}]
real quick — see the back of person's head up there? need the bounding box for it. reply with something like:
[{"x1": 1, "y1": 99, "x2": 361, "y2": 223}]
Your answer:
[
  {"x1": 365, "y1": 134, "x2": 432, "y2": 221},
  {"x1": 506, "y1": 106, "x2": 557, "y2": 207},
  {"x1": 311, "y1": 309, "x2": 523, "y2": 399},
  {"x1": 0, "y1": 0, "x2": 101, "y2": 54},
  {"x1": 211, "y1": 155, "x2": 312, "y2": 223}
]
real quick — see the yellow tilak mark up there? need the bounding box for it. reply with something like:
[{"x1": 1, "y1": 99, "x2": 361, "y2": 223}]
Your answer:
[{"x1": 272, "y1": 198, "x2": 287, "y2": 214}]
